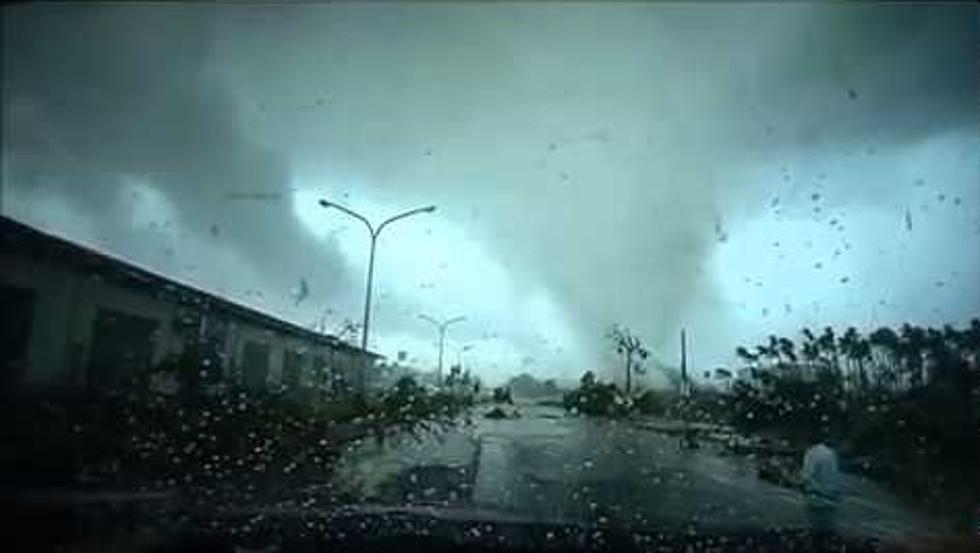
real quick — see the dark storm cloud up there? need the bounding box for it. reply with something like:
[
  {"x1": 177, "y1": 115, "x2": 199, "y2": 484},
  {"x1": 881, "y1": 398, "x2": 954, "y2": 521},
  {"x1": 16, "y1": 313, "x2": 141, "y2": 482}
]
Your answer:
[
  {"x1": 2, "y1": 4, "x2": 976, "y2": 377},
  {"x1": 744, "y1": 5, "x2": 977, "y2": 154},
  {"x1": 2, "y1": 5, "x2": 351, "y2": 305}
]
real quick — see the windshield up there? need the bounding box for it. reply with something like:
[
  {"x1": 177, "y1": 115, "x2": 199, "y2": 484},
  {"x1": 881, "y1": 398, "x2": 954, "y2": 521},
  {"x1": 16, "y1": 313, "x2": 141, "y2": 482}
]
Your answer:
[{"x1": 3, "y1": 3, "x2": 978, "y2": 552}]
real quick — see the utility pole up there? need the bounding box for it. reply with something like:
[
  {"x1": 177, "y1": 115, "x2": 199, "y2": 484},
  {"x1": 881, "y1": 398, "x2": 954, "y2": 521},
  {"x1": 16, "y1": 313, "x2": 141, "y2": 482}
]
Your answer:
[
  {"x1": 680, "y1": 327, "x2": 698, "y2": 449},
  {"x1": 680, "y1": 328, "x2": 688, "y2": 398}
]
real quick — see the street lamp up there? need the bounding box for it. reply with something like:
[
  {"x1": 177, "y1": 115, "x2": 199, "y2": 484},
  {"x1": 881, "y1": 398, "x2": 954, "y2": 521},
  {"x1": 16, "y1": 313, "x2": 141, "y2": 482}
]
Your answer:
[
  {"x1": 418, "y1": 314, "x2": 466, "y2": 385},
  {"x1": 319, "y1": 199, "x2": 435, "y2": 351}
]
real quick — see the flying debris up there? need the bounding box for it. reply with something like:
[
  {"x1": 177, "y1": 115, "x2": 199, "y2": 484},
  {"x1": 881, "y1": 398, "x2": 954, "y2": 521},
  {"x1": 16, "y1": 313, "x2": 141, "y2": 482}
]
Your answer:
[
  {"x1": 905, "y1": 208, "x2": 913, "y2": 231},
  {"x1": 225, "y1": 191, "x2": 283, "y2": 201},
  {"x1": 293, "y1": 278, "x2": 310, "y2": 306},
  {"x1": 713, "y1": 214, "x2": 728, "y2": 243}
]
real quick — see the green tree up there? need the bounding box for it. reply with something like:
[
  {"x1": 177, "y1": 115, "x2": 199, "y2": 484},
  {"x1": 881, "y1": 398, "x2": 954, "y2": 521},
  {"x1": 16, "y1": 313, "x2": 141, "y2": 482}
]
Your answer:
[
  {"x1": 801, "y1": 327, "x2": 821, "y2": 378},
  {"x1": 818, "y1": 326, "x2": 839, "y2": 373},
  {"x1": 869, "y1": 326, "x2": 901, "y2": 390},
  {"x1": 899, "y1": 323, "x2": 927, "y2": 388},
  {"x1": 735, "y1": 346, "x2": 757, "y2": 366},
  {"x1": 777, "y1": 336, "x2": 797, "y2": 367}
]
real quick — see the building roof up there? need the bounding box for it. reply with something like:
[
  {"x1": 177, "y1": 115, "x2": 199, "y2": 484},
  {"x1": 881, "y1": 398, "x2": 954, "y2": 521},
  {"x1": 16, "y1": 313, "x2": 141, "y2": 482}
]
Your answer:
[{"x1": 0, "y1": 215, "x2": 381, "y2": 359}]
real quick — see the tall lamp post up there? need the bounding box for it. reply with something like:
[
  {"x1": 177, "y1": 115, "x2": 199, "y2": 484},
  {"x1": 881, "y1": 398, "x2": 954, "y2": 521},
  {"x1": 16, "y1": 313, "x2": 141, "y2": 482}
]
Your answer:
[
  {"x1": 418, "y1": 314, "x2": 466, "y2": 385},
  {"x1": 318, "y1": 199, "x2": 435, "y2": 351}
]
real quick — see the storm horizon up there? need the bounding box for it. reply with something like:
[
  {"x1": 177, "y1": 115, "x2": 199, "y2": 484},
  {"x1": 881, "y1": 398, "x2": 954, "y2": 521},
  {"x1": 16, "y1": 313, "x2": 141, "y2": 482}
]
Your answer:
[{"x1": 3, "y1": 3, "x2": 977, "y2": 387}]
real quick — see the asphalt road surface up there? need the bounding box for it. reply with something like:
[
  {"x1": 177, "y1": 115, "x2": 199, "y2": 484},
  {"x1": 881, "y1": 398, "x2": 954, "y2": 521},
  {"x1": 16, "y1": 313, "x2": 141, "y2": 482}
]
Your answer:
[{"x1": 331, "y1": 402, "x2": 950, "y2": 544}]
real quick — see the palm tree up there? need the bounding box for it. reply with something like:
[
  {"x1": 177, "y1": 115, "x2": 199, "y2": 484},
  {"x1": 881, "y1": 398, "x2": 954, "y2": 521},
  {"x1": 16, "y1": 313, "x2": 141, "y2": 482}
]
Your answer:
[
  {"x1": 778, "y1": 337, "x2": 797, "y2": 363},
  {"x1": 801, "y1": 327, "x2": 820, "y2": 379},
  {"x1": 817, "y1": 326, "x2": 839, "y2": 373},
  {"x1": 924, "y1": 326, "x2": 954, "y2": 384},
  {"x1": 853, "y1": 335, "x2": 871, "y2": 391},
  {"x1": 899, "y1": 323, "x2": 927, "y2": 388},
  {"x1": 735, "y1": 346, "x2": 757, "y2": 365},
  {"x1": 869, "y1": 326, "x2": 900, "y2": 390},
  {"x1": 839, "y1": 327, "x2": 865, "y2": 394},
  {"x1": 762, "y1": 335, "x2": 783, "y2": 368},
  {"x1": 714, "y1": 368, "x2": 733, "y2": 392},
  {"x1": 608, "y1": 325, "x2": 649, "y2": 395},
  {"x1": 965, "y1": 318, "x2": 980, "y2": 368}
]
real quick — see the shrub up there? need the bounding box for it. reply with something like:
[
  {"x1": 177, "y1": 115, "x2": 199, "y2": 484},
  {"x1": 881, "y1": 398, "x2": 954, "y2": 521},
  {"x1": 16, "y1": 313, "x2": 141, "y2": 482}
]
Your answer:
[{"x1": 491, "y1": 386, "x2": 513, "y2": 404}]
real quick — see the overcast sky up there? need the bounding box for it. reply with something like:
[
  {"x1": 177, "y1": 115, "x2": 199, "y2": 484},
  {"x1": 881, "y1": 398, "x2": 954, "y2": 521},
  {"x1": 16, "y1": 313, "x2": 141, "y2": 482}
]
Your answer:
[{"x1": 3, "y1": 4, "x2": 977, "y2": 386}]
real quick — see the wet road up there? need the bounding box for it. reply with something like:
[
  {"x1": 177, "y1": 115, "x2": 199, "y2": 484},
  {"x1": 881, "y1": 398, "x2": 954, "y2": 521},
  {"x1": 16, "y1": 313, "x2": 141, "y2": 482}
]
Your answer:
[{"x1": 331, "y1": 403, "x2": 948, "y2": 543}]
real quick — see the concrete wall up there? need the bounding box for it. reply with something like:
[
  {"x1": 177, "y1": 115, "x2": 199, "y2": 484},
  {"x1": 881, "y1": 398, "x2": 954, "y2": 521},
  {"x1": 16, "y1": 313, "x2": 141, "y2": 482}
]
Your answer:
[
  {"x1": 1, "y1": 248, "x2": 374, "y2": 396},
  {"x1": 1, "y1": 252, "x2": 183, "y2": 385}
]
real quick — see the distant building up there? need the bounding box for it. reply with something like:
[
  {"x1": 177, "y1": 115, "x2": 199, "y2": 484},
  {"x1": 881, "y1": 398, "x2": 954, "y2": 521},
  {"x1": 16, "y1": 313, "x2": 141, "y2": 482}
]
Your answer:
[{"x1": 0, "y1": 216, "x2": 381, "y2": 398}]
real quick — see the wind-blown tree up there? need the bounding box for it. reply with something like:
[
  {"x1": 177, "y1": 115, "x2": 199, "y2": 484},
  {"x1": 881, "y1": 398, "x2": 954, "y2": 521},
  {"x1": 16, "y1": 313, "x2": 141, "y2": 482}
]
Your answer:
[
  {"x1": 714, "y1": 368, "x2": 733, "y2": 392},
  {"x1": 730, "y1": 320, "x2": 980, "y2": 521},
  {"x1": 869, "y1": 326, "x2": 901, "y2": 390},
  {"x1": 735, "y1": 346, "x2": 757, "y2": 366},
  {"x1": 839, "y1": 327, "x2": 871, "y2": 393},
  {"x1": 966, "y1": 318, "x2": 980, "y2": 363},
  {"x1": 608, "y1": 325, "x2": 649, "y2": 395},
  {"x1": 801, "y1": 327, "x2": 821, "y2": 377},
  {"x1": 817, "y1": 326, "x2": 839, "y2": 373},
  {"x1": 777, "y1": 336, "x2": 798, "y2": 367},
  {"x1": 853, "y1": 335, "x2": 872, "y2": 391},
  {"x1": 755, "y1": 343, "x2": 773, "y2": 367},
  {"x1": 900, "y1": 323, "x2": 927, "y2": 388}
]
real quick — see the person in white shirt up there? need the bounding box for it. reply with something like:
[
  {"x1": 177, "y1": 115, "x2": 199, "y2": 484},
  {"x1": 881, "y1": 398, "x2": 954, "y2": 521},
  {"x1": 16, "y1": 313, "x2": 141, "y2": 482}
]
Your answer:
[{"x1": 800, "y1": 427, "x2": 842, "y2": 540}]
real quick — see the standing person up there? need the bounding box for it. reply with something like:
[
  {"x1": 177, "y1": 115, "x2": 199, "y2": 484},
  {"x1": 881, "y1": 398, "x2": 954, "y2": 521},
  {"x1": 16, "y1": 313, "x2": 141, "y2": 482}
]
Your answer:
[{"x1": 800, "y1": 426, "x2": 842, "y2": 543}]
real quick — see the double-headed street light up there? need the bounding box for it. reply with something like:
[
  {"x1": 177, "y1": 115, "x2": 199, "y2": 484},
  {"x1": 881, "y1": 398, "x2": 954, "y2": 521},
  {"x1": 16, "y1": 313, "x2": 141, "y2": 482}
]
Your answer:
[
  {"x1": 319, "y1": 199, "x2": 435, "y2": 351},
  {"x1": 418, "y1": 314, "x2": 466, "y2": 385}
]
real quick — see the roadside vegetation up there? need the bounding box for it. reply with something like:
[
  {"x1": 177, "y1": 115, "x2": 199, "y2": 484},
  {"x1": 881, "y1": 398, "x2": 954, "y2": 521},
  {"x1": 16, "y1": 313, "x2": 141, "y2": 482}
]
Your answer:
[
  {"x1": 562, "y1": 371, "x2": 670, "y2": 417},
  {"x1": 5, "y1": 365, "x2": 473, "y2": 504},
  {"x1": 562, "y1": 319, "x2": 980, "y2": 530},
  {"x1": 726, "y1": 321, "x2": 979, "y2": 527}
]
